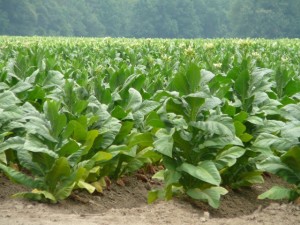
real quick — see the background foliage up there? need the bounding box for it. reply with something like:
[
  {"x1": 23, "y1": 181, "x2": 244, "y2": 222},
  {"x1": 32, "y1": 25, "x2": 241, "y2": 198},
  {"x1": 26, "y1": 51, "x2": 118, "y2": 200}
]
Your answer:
[{"x1": 0, "y1": 0, "x2": 299, "y2": 38}]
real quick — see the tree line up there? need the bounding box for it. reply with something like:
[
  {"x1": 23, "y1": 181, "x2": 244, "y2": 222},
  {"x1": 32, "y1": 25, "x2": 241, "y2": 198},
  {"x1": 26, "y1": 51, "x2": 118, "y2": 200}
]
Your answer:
[{"x1": 0, "y1": 0, "x2": 299, "y2": 38}]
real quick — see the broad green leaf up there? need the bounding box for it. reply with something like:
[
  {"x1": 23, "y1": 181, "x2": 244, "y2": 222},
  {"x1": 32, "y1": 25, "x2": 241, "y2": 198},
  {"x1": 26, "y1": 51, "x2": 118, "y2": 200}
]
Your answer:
[
  {"x1": 184, "y1": 93, "x2": 205, "y2": 121},
  {"x1": 129, "y1": 132, "x2": 153, "y2": 148},
  {"x1": 44, "y1": 101, "x2": 67, "y2": 138},
  {"x1": 126, "y1": 88, "x2": 142, "y2": 111},
  {"x1": 234, "y1": 111, "x2": 248, "y2": 122},
  {"x1": 68, "y1": 120, "x2": 87, "y2": 142},
  {"x1": 0, "y1": 163, "x2": 42, "y2": 189},
  {"x1": 96, "y1": 117, "x2": 121, "y2": 149},
  {"x1": 281, "y1": 146, "x2": 300, "y2": 172},
  {"x1": 187, "y1": 187, "x2": 228, "y2": 208},
  {"x1": 77, "y1": 180, "x2": 95, "y2": 194},
  {"x1": 23, "y1": 135, "x2": 58, "y2": 159},
  {"x1": 43, "y1": 70, "x2": 65, "y2": 89},
  {"x1": 258, "y1": 186, "x2": 296, "y2": 201},
  {"x1": 234, "y1": 121, "x2": 246, "y2": 136},
  {"x1": 58, "y1": 140, "x2": 80, "y2": 156},
  {"x1": 164, "y1": 169, "x2": 181, "y2": 186},
  {"x1": 191, "y1": 119, "x2": 234, "y2": 137},
  {"x1": 83, "y1": 130, "x2": 99, "y2": 153},
  {"x1": 154, "y1": 129, "x2": 174, "y2": 157},
  {"x1": 186, "y1": 63, "x2": 201, "y2": 93},
  {"x1": 281, "y1": 104, "x2": 300, "y2": 121},
  {"x1": 253, "y1": 133, "x2": 296, "y2": 153},
  {"x1": 0, "y1": 137, "x2": 25, "y2": 153},
  {"x1": 91, "y1": 151, "x2": 113, "y2": 163},
  {"x1": 285, "y1": 79, "x2": 300, "y2": 97},
  {"x1": 178, "y1": 161, "x2": 221, "y2": 186},
  {"x1": 200, "y1": 69, "x2": 215, "y2": 86},
  {"x1": 13, "y1": 190, "x2": 57, "y2": 203},
  {"x1": 0, "y1": 91, "x2": 21, "y2": 108},
  {"x1": 216, "y1": 146, "x2": 246, "y2": 168},
  {"x1": 10, "y1": 80, "x2": 32, "y2": 94},
  {"x1": 257, "y1": 156, "x2": 300, "y2": 185},
  {"x1": 148, "y1": 190, "x2": 159, "y2": 204},
  {"x1": 239, "y1": 133, "x2": 253, "y2": 142},
  {"x1": 111, "y1": 105, "x2": 128, "y2": 119},
  {"x1": 234, "y1": 69, "x2": 249, "y2": 100},
  {"x1": 138, "y1": 100, "x2": 160, "y2": 116},
  {"x1": 45, "y1": 157, "x2": 71, "y2": 191},
  {"x1": 52, "y1": 182, "x2": 75, "y2": 201},
  {"x1": 145, "y1": 111, "x2": 165, "y2": 128},
  {"x1": 17, "y1": 149, "x2": 43, "y2": 176}
]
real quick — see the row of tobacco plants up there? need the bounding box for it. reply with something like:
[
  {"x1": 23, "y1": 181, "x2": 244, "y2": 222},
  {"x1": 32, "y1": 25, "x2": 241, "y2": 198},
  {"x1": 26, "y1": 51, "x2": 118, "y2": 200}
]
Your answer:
[{"x1": 0, "y1": 37, "x2": 300, "y2": 208}]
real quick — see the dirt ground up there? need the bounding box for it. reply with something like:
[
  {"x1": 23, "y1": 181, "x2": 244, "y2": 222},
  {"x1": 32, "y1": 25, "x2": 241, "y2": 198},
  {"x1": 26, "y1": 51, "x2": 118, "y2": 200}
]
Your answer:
[{"x1": 0, "y1": 172, "x2": 300, "y2": 225}]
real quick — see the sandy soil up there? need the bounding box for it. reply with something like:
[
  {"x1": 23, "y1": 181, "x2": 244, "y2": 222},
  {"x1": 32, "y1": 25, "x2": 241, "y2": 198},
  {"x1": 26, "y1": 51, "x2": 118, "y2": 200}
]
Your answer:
[{"x1": 0, "y1": 172, "x2": 300, "y2": 225}]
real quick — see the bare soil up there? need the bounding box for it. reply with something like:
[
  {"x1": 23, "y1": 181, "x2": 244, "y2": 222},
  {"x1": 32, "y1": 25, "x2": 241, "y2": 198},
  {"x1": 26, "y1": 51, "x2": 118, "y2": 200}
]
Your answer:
[{"x1": 0, "y1": 172, "x2": 300, "y2": 225}]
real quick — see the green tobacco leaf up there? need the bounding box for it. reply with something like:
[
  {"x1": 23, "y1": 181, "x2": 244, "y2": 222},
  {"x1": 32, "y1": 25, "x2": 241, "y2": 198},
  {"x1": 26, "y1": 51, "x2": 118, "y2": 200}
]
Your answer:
[
  {"x1": 186, "y1": 63, "x2": 201, "y2": 93},
  {"x1": 17, "y1": 150, "x2": 44, "y2": 176},
  {"x1": 0, "y1": 163, "x2": 42, "y2": 189},
  {"x1": 115, "y1": 121, "x2": 134, "y2": 144},
  {"x1": 44, "y1": 101, "x2": 67, "y2": 138},
  {"x1": 184, "y1": 93, "x2": 205, "y2": 121},
  {"x1": 191, "y1": 119, "x2": 234, "y2": 137},
  {"x1": 171, "y1": 71, "x2": 189, "y2": 95},
  {"x1": 234, "y1": 111, "x2": 248, "y2": 122},
  {"x1": 234, "y1": 121, "x2": 246, "y2": 136},
  {"x1": 126, "y1": 88, "x2": 142, "y2": 111},
  {"x1": 281, "y1": 146, "x2": 300, "y2": 172},
  {"x1": 145, "y1": 111, "x2": 165, "y2": 128},
  {"x1": 43, "y1": 70, "x2": 65, "y2": 89},
  {"x1": 281, "y1": 121, "x2": 300, "y2": 139},
  {"x1": 200, "y1": 69, "x2": 215, "y2": 86},
  {"x1": 129, "y1": 132, "x2": 153, "y2": 148},
  {"x1": 45, "y1": 157, "x2": 71, "y2": 191},
  {"x1": 10, "y1": 80, "x2": 32, "y2": 94},
  {"x1": 148, "y1": 190, "x2": 159, "y2": 204},
  {"x1": 258, "y1": 186, "x2": 296, "y2": 201},
  {"x1": 77, "y1": 180, "x2": 95, "y2": 194},
  {"x1": 0, "y1": 82, "x2": 9, "y2": 91},
  {"x1": 13, "y1": 190, "x2": 57, "y2": 203},
  {"x1": 111, "y1": 105, "x2": 128, "y2": 119},
  {"x1": 216, "y1": 146, "x2": 246, "y2": 168},
  {"x1": 97, "y1": 117, "x2": 121, "y2": 149},
  {"x1": 187, "y1": 187, "x2": 228, "y2": 208},
  {"x1": 91, "y1": 151, "x2": 113, "y2": 163},
  {"x1": 285, "y1": 79, "x2": 300, "y2": 97},
  {"x1": 58, "y1": 140, "x2": 80, "y2": 156},
  {"x1": 179, "y1": 161, "x2": 221, "y2": 186},
  {"x1": 0, "y1": 91, "x2": 21, "y2": 108},
  {"x1": 23, "y1": 135, "x2": 58, "y2": 159},
  {"x1": 68, "y1": 120, "x2": 87, "y2": 142},
  {"x1": 83, "y1": 130, "x2": 99, "y2": 154},
  {"x1": 138, "y1": 100, "x2": 160, "y2": 116},
  {"x1": 154, "y1": 129, "x2": 174, "y2": 157},
  {"x1": 253, "y1": 133, "x2": 296, "y2": 154},
  {"x1": 239, "y1": 133, "x2": 253, "y2": 142},
  {"x1": 281, "y1": 104, "x2": 300, "y2": 121},
  {"x1": 234, "y1": 69, "x2": 250, "y2": 100},
  {"x1": 164, "y1": 169, "x2": 181, "y2": 186},
  {"x1": 0, "y1": 137, "x2": 24, "y2": 153},
  {"x1": 257, "y1": 156, "x2": 300, "y2": 185}
]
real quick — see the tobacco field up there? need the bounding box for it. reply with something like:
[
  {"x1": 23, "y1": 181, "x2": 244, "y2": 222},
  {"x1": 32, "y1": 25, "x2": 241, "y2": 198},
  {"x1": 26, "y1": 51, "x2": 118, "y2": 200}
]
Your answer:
[{"x1": 0, "y1": 37, "x2": 300, "y2": 210}]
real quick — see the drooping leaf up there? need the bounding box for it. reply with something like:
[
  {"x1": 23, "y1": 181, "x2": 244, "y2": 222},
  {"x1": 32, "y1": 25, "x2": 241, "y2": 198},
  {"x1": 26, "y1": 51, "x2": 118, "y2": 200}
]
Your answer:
[
  {"x1": 258, "y1": 186, "x2": 297, "y2": 201},
  {"x1": 154, "y1": 129, "x2": 174, "y2": 157},
  {"x1": 187, "y1": 187, "x2": 228, "y2": 208},
  {"x1": 178, "y1": 161, "x2": 221, "y2": 186}
]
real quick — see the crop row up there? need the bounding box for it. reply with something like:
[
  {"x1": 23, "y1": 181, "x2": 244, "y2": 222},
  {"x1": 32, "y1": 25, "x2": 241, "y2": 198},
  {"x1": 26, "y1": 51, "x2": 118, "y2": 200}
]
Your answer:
[{"x1": 0, "y1": 37, "x2": 299, "y2": 208}]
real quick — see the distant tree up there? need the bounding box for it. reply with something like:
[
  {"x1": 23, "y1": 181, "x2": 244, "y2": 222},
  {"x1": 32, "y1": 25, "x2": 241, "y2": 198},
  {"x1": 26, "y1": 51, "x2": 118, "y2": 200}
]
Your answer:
[{"x1": 1, "y1": 0, "x2": 38, "y2": 35}]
